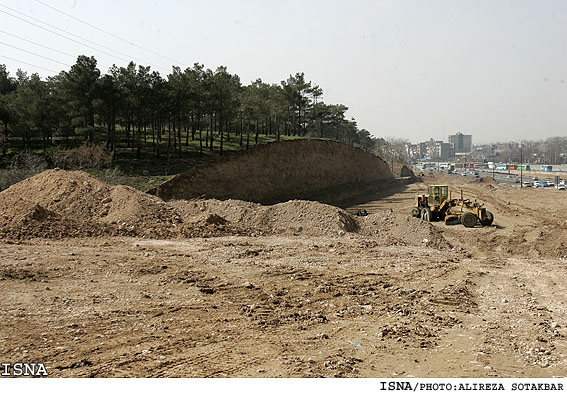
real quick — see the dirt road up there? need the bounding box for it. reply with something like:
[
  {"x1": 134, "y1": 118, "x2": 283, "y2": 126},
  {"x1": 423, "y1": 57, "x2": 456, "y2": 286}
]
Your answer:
[{"x1": 1, "y1": 172, "x2": 567, "y2": 377}]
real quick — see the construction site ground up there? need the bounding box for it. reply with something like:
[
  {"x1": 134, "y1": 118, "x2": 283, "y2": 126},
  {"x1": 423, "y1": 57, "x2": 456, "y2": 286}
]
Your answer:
[{"x1": 1, "y1": 171, "x2": 567, "y2": 377}]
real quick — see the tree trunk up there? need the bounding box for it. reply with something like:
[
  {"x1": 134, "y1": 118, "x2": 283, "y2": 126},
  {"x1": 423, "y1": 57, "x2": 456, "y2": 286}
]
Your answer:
[
  {"x1": 168, "y1": 122, "x2": 171, "y2": 148},
  {"x1": 151, "y1": 119, "x2": 155, "y2": 153},
  {"x1": 220, "y1": 117, "x2": 224, "y2": 156},
  {"x1": 205, "y1": 123, "x2": 209, "y2": 148},
  {"x1": 191, "y1": 115, "x2": 196, "y2": 141},
  {"x1": 136, "y1": 124, "x2": 141, "y2": 159},
  {"x1": 239, "y1": 110, "x2": 243, "y2": 147},
  {"x1": 107, "y1": 118, "x2": 112, "y2": 149},
  {"x1": 255, "y1": 120, "x2": 259, "y2": 144},
  {"x1": 126, "y1": 121, "x2": 130, "y2": 148},
  {"x1": 199, "y1": 128, "x2": 203, "y2": 156},
  {"x1": 172, "y1": 120, "x2": 177, "y2": 151},
  {"x1": 111, "y1": 110, "x2": 116, "y2": 153},
  {"x1": 209, "y1": 113, "x2": 214, "y2": 152},
  {"x1": 226, "y1": 119, "x2": 230, "y2": 143},
  {"x1": 246, "y1": 121, "x2": 250, "y2": 150}
]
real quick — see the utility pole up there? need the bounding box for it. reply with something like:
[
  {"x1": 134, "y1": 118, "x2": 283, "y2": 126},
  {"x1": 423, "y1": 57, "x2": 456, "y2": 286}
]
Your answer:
[
  {"x1": 441, "y1": 120, "x2": 444, "y2": 172},
  {"x1": 520, "y1": 141, "x2": 523, "y2": 188}
]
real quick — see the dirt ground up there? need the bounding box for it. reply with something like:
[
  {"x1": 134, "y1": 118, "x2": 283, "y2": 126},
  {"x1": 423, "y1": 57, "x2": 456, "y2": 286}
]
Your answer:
[{"x1": 1, "y1": 171, "x2": 567, "y2": 377}]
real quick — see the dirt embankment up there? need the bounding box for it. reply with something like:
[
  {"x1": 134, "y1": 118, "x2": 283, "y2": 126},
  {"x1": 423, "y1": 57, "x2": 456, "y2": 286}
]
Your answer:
[{"x1": 148, "y1": 139, "x2": 394, "y2": 205}]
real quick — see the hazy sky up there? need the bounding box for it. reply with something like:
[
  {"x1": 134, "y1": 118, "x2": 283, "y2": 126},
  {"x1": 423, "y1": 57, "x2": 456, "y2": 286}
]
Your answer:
[{"x1": 0, "y1": 0, "x2": 565, "y2": 143}]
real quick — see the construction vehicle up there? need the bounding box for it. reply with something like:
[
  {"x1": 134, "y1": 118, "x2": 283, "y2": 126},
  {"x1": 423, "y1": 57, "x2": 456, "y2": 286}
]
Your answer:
[{"x1": 411, "y1": 184, "x2": 494, "y2": 227}]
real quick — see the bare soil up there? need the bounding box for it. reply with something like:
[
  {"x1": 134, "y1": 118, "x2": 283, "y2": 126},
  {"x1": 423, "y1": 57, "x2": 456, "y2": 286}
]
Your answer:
[{"x1": 1, "y1": 171, "x2": 567, "y2": 377}]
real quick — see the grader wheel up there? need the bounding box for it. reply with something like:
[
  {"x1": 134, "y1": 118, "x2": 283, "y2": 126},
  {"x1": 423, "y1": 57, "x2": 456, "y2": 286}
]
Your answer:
[
  {"x1": 480, "y1": 210, "x2": 494, "y2": 226},
  {"x1": 421, "y1": 207, "x2": 432, "y2": 222},
  {"x1": 461, "y1": 212, "x2": 478, "y2": 228}
]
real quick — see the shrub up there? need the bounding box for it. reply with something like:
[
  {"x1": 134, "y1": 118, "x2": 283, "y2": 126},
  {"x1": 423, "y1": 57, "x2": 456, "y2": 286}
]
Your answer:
[
  {"x1": 0, "y1": 152, "x2": 48, "y2": 191},
  {"x1": 47, "y1": 143, "x2": 113, "y2": 170}
]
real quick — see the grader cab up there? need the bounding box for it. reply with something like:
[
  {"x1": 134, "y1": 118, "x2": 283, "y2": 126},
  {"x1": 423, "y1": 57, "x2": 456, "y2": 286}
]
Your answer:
[{"x1": 411, "y1": 184, "x2": 494, "y2": 227}]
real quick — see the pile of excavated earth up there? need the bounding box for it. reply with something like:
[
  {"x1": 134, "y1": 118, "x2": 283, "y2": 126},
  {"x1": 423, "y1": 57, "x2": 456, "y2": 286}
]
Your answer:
[{"x1": 0, "y1": 169, "x2": 449, "y2": 251}]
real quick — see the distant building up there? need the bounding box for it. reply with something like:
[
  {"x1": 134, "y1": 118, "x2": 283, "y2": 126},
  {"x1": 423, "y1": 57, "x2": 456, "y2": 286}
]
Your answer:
[
  {"x1": 449, "y1": 132, "x2": 472, "y2": 154},
  {"x1": 436, "y1": 142, "x2": 454, "y2": 160},
  {"x1": 408, "y1": 139, "x2": 455, "y2": 161},
  {"x1": 424, "y1": 139, "x2": 453, "y2": 160},
  {"x1": 405, "y1": 143, "x2": 418, "y2": 161},
  {"x1": 417, "y1": 142, "x2": 429, "y2": 158}
]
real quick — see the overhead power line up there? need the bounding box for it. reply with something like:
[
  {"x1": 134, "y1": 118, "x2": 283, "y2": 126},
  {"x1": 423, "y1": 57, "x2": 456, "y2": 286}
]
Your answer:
[
  {"x1": 0, "y1": 29, "x2": 76, "y2": 59},
  {"x1": 0, "y1": 30, "x2": 112, "y2": 72},
  {"x1": 35, "y1": 0, "x2": 187, "y2": 68},
  {"x1": 0, "y1": 54, "x2": 58, "y2": 73},
  {"x1": 0, "y1": 41, "x2": 71, "y2": 67},
  {"x1": 0, "y1": 4, "x2": 169, "y2": 72},
  {"x1": 0, "y1": 8, "x2": 130, "y2": 63}
]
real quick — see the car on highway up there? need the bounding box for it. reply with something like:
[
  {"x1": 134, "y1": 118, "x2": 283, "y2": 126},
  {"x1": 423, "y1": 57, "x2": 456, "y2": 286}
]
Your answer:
[
  {"x1": 513, "y1": 178, "x2": 520, "y2": 183},
  {"x1": 532, "y1": 177, "x2": 539, "y2": 181},
  {"x1": 522, "y1": 181, "x2": 533, "y2": 187},
  {"x1": 539, "y1": 181, "x2": 548, "y2": 187},
  {"x1": 557, "y1": 184, "x2": 566, "y2": 190}
]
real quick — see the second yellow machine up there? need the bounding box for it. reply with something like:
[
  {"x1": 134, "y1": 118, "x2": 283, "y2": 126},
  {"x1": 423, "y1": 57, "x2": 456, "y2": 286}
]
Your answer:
[{"x1": 411, "y1": 185, "x2": 494, "y2": 227}]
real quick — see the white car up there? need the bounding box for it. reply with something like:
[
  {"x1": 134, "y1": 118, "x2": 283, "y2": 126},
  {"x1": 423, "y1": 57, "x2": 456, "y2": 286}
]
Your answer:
[
  {"x1": 522, "y1": 181, "x2": 533, "y2": 187},
  {"x1": 557, "y1": 184, "x2": 566, "y2": 190}
]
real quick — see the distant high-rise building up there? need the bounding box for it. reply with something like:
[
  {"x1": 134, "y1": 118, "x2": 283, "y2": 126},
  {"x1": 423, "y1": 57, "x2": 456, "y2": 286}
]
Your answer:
[{"x1": 449, "y1": 132, "x2": 472, "y2": 154}]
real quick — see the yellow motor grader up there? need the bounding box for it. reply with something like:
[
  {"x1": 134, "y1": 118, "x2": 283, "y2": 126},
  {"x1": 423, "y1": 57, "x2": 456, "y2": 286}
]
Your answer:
[{"x1": 411, "y1": 185, "x2": 494, "y2": 227}]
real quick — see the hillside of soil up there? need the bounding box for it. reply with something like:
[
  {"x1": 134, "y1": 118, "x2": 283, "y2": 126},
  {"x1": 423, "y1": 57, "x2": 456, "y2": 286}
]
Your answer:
[{"x1": 148, "y1": 139, "x2": 394, "y2": 205}]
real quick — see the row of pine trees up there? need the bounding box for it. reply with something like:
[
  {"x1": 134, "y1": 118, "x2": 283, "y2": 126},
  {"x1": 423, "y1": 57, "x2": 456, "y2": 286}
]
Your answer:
[{"x1": 0, "y1": 56, "x2": 377, "y2": 159}]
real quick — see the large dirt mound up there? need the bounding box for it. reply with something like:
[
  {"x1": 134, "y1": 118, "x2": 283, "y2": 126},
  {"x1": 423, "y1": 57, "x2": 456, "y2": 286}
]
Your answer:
[
  {"x1": 170, "y1": 198, "x2": 358, "y2": 236},
  {"x1": 1, "y1": 169, "x2": 110, "y2": 223},
  {"x1": 356, "y1": 210, "x2": 451, "y2": 249},
  {"x1": 0, "y1": 169, "x2": 246, "y2": 239},
  {"x1": 0, "y1": 198, "x2": 108, "y2": 239},
  {"x1": 0, "y1": 170, "x2": 363, "y2": 239},
  {"x1": 0, "y1": 169, "x2": 449, "y2": 249},
  {"x1": 254, "y1": 200, "x2": 359, "y2": 235}
]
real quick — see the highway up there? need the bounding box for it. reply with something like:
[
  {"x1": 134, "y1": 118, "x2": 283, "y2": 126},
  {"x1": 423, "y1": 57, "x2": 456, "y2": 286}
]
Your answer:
[{"x1": 450, "y1": 169, "x2": 566, "y2": 188}]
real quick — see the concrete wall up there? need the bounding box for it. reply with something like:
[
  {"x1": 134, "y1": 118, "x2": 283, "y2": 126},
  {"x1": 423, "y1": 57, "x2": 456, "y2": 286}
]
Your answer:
[{"x1": 148, "y1": 139, "x2": 394, "y2": 205}]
